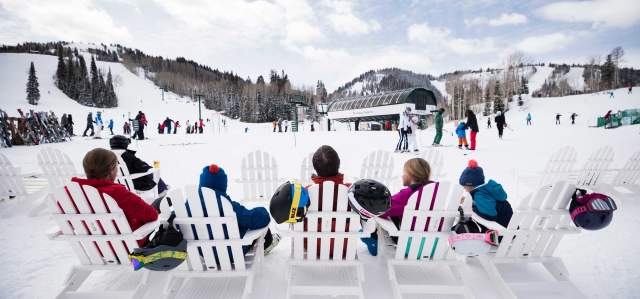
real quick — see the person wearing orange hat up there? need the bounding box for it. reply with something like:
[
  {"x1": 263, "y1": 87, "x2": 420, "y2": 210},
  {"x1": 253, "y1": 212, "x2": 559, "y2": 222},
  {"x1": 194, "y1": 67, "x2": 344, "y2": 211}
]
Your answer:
[{"x1": 459, "y1": 160, "x2": 513, "y2": 228}]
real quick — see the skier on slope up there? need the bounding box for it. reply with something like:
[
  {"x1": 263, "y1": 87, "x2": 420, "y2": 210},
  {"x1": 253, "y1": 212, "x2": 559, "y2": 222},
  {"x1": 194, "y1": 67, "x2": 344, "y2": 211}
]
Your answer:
[
  {"x1": 526, "y1": 113, "x2": 532, "y2": 126},
  {"x1": 431, "y1": 108, "x2": 445, "y2": 146},
  {"x1": 570, "y1": 113, "x2": 578, "y2": 125},
  {"x1": 487, "y1": 117, "x2": 492, "y2": 129},
  {"x1": 465, "y1": 109, "x2": 479, "y2": 150},
  {"x1": 555, "y1": 113, "x2": 562, "y2": 125},
  {"x1": 131, "y1": 111, "x2": 147, "y2": 140},
  {"x1": 82, "y1": 112, "x2": 95, "y2": 137},
  {"x1": 495, "y1": 111, "x2": 506, "y2": 139},
  {"x1": 174, "y1": 120, "x2": 180, "y2": 134},
  {"x1": 108, "y1": 119, "x2": 114, "y2": 135}
]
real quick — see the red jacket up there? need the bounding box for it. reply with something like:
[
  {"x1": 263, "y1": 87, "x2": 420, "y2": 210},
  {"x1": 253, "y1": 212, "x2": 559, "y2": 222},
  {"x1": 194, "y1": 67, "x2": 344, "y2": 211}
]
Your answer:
[{"x1": 71, "y1": 177, "x2": 158, "y2": 246}]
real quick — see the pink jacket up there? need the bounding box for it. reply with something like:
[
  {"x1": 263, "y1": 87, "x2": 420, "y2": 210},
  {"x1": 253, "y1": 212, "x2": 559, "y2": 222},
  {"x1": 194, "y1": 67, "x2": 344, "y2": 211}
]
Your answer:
[{"x1": 382, "y1": 184, "x2": 424, "y2": 218}]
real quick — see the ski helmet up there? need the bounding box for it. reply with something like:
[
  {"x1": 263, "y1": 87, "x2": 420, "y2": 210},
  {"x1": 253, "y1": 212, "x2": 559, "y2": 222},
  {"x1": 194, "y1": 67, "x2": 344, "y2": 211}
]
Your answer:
[
  {"x1": 569, "y1": 189, "x2": 617, "y2": 230},
  {"x1": 347, "y1": 179, "x2": 391, "y2": 219},
  {"x1": 109, "y1": 135, "x2": 131, "y2": 150},
  {"x1": 128, "y1": 211, "x2": 187, "y2": 271},
  {"x1": 448, "y1": 207, "x2": 498, "y2": 256},
  {"x1": 269, "y1": 180, "x2": 310, "y2": 224}
]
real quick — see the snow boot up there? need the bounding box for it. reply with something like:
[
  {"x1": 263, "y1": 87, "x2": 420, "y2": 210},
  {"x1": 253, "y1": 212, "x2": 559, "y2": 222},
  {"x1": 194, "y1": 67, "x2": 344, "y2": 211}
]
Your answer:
[{"x1": 264, "y1": 233, "x2": 281, "y2": 255}]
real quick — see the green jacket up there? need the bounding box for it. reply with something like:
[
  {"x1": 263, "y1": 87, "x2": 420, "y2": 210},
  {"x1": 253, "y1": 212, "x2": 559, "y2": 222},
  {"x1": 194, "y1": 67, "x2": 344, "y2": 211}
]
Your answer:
[{"x1": 434, "y1": 111, "x2": 443, "y2": 130}]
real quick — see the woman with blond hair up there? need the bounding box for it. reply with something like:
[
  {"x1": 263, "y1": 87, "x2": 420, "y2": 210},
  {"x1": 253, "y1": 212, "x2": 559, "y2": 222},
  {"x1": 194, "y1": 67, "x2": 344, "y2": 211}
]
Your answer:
[{"x1": 360, "y1": 158, "x2": 433, "y2": 255}]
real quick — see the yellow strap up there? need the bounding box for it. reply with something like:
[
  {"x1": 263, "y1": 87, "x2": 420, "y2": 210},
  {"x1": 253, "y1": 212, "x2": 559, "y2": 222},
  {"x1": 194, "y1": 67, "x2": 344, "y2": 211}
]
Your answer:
[
  {"x1": 129, "y1": 251, "x2": 187, "y2": 264},
  {"x1": 287, "y1": 182, "x2": 302, "y2": 223}
]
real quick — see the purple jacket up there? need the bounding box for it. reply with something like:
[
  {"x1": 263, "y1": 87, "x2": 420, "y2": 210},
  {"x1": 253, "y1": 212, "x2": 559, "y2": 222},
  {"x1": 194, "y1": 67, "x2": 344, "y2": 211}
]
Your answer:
[{"x1": 382, "y1": 183, "x2": 427, "y2": 218}]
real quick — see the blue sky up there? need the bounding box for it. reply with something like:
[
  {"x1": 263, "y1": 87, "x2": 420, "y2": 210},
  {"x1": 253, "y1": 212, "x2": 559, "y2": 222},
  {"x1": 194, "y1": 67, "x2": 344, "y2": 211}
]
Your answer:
[{"x1": 1, "y1": 0, "x2": 639, "y2": 91}]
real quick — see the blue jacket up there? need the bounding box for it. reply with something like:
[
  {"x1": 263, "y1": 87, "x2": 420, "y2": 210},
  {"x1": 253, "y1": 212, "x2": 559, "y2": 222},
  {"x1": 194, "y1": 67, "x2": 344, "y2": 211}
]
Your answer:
[
  {"x1": 108, "y1": 119, "x2": 114, "y2": 129},
  {"x1": 455, "y1": 123, "x2": 467, "y2": 138},
  {"x1": 470, "y1": 179, "x2": 513, "y2": 227}
]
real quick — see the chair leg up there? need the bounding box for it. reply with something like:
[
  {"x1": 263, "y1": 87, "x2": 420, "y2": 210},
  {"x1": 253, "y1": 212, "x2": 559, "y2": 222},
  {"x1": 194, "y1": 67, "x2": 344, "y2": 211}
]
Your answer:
[
  {"x1": 164, "y1": 276, "x2": 185, "y2": 299},
  {"x1": 477, "y1": 256, "x2": 517, "y2": 299},
  {"x1": 242, "y1": 274, "x2": 253, "y2": 299},
  {"x1": 55, "y1": 267, "x2": 92, "y2": 298},
  {"x1": 542, "y1": 257, "x2": 571, "y2": 282},
  {"x1": 387, "y1": 262, "x2": 402, "y2": 299}
]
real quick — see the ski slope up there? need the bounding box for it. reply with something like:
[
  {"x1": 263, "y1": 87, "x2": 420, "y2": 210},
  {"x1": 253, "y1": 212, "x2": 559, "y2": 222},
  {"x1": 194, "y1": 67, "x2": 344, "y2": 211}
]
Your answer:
[{"x1": 1, "y1": 52, "x2": 640, "y2": 299}]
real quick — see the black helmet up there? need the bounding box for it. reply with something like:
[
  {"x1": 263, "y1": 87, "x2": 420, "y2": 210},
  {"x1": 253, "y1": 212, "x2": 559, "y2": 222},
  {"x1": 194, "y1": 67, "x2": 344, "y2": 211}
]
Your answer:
[
  {"x1": 569, "y1": 189, "x2": 617, "y2": 230},
  {"x1": 347, "y1": 179, "x2": 391, "y2": 219},
  {"x1": 270, "y1": 180, "x2": 310, "y2": 224},
  {"x1": 110, "y1": 135, "x2": 131, "y2": 150},
  {"x1": 129, "y1": 211, "x2": 187, "y2": 271}
]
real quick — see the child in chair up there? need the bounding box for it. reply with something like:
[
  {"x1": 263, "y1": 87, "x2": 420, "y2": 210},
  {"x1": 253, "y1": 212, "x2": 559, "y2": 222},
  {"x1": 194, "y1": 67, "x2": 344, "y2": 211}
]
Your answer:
[{"x1": 459, "y1": 160, "x2": 513, "y2": 228}]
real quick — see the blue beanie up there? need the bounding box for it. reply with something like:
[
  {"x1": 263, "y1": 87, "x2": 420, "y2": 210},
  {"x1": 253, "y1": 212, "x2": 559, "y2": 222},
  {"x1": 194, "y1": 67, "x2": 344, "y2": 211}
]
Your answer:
[
  {"x1": 459, "y1": 160, "x2": 485, "y2": 187},
  {"x1": 199, "y1": 164, "x2": 228, "y2": 193}
]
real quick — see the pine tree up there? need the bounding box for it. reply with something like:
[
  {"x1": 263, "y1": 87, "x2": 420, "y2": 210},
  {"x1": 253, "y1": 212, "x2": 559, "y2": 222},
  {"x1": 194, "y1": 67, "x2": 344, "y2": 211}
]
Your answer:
[
  {"x1": 55, "y1": 46, "x2": 66, "y2": 91},
  {"x1": 77, "y1": 55, "x2": 91, "y2": 105},
  {"x1": 106, "y1": 69, "x2": 117, "y2": 107},
  {"x1": 601, "y1": 54, "x2": 615, "y2": 90},
  {"x1": 66, "y1": 52, "x2": 76, "y2": 99},
  {"x1": 90, "y1": 56, "x2": 99, "y2": 106},
  {"x1": 493, "y1": 80, "x2": 504, "y2": 113},
  {"x1": 26, "y1": 62, "x2": 40, "y2": 105}
]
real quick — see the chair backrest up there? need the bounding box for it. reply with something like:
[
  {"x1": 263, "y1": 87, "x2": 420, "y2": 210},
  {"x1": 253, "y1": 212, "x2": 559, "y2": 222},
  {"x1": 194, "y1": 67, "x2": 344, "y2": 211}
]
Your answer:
[
  {"x1": 112, "y1": 149, "x2": 136, "y2": 192},
  {"x1": 0, "y1": 153, "x2": 27, "y2": 199},
  {"x1": 575, "y1": 146, "x2": 614, "y2": 187},
  {"x1": 612, "y1": 150, "x2": 640, "y2": 186},
  {"x1": 160, "y1": 185, "x2": 247, "y2": 271},
  {"x1": 291, "y1": 181, "x2": 362, "y2": 261},
  {"x1": 37, "y1": 148, "x2": 80, "y2": 188},
  {"x1": 394, "y1": 181, "x2": 461, "y2": 261},
  {"x1": 495, "y1": 181, "x2": 577, "y2": 259},
  {"x1": 299, "y1": 152, "x2": 315, "y2": 186},
  {"x1": 237, "y1": 150, "x2": 280, "y2": 203},
  {"x1": 421, "y1": 148, "x2": 445, "y2": 178},
  {"x1": 360, "y1": 150, "x2": 395, "y2": 186},
  {"x1": 49, "y1": 181, "x2": 138, "y2": 266},
  {"x1": 538, "y1": 146, "x2": 578, "y2": 187}
]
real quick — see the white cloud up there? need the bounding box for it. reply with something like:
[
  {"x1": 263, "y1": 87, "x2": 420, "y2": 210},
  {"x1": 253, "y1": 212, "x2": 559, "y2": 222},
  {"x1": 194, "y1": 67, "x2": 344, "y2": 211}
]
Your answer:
[
  {"x1": 324, "y1": 0, "x2": 381, "y2": 35},
  {"x1": 537, "y1": 0, "x2": 640, "y2": 28},
  {"x1": 0, "y1": 0, "x2": 131, "y2": 43},
  {"x1": 515, "y1": 33, "x2": 576, "y2": 54},
  {"x1": 407, "y1": 23, "x2": 497, "y2": 55},
  {"x1": 465, "y1": 13, "x2": 528, "y2": 27}
]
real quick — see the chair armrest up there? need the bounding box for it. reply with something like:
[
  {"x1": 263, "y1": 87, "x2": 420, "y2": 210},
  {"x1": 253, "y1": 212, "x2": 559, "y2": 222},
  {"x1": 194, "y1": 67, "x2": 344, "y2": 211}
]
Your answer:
[
  {"x1": 131, "y1": 220, "x2": 161, "y2": 239},
  {"x1": 126, "y1": 168, "x2": 157, "y2": 180},
  {"x1": 471, "y1": 212, "x2": 506, "y2": 231},
  {"x1": 375, "y1": 217, "x2": 399, "y2": 237},
  {"x1": 241, "y1": 227, "x2": 269, "y2": 245},
  {"x1": 46, "y1": 227, "x2": 62, "y2": 240}
]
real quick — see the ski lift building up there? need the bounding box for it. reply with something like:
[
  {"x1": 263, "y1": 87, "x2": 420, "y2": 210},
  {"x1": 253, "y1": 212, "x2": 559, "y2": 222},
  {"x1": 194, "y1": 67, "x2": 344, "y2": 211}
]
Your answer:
[{"x1": 326, "y1": 87, "x2": 438, "y2": 122}]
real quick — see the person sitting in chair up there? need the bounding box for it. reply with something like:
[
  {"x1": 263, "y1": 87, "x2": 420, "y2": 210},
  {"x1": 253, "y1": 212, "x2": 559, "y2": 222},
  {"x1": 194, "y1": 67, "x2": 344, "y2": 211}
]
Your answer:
[{"x1": 109, "y1": 135, "x2": 169, "y2": 204}]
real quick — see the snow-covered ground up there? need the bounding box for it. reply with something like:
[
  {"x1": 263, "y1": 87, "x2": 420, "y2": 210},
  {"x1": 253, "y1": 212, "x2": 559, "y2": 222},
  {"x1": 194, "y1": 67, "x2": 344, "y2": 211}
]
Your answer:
[{"x1": 1, "y1": 52, "x2": 640, "y2": 299}]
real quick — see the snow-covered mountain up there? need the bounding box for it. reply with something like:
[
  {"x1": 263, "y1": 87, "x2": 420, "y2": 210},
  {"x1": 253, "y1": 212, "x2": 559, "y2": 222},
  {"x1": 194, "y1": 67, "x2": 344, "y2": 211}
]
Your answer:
[{"x1": 330, "y1": 68, "x2": 443, "y2": 100}]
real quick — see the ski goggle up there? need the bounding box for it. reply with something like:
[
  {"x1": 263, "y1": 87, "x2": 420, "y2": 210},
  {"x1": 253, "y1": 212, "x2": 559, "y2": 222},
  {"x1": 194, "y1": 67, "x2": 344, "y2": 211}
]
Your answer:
[
  {"x1": 287, "y1": 180, "x2": 309, "y2": 223},
  {"x1": 571, "y1": 195, "x2": 617, "y2": 220},
  {"x1": 448, "y1": 230, "x2": 499, "y2": 256},
  {"x1": 128, "y1": 251, "x2": 187, "y2": 271}
]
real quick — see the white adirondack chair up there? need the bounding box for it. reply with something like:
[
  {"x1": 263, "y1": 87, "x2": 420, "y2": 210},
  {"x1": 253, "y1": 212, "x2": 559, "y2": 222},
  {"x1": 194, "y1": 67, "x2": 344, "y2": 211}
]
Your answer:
[
  {"x1": 421, "y1": 148, "x2": 445, "y2": 178},
  {"x1": 46, "y1": 181, "x2": 158, "y2": 298},
  {"x1": 376, "y1": 181, "x2": 473, "y2": 299},
  {"x1": 298, "y1": 152, "x2": 315, "y2": 186},
  {"x1": 278, "y1": 181, "x2": 373, "y2": 299},
  {"x1": 516, "y1": 146, "x2": 578, "y2": 196},
  {"x1": 360, "y1": 150, "x2": 395, "y2": 186},
  {"x1": 159, "y1": 185, "x2": 267, "y2": 299},
  {"x1": 0, "y1": 152, "x2": 27, "y2": 201},
  {"x1": 593, "y1": 150, "x2": 640, "y2": 200},
  {"x1": 475, "y1": 181, "x2": 583, "y2": 299},
  {"x1": 235, "y1": 150, "x2": 282, "y2": 204},
  {"x1": 112, "y1": 149, "x2": 160, "y2": 203},
  {"x1": 37, "y1": 148, "x2": 83, "y2": 188},
  {"x1": 574, "y1": 146, "x2": 614, "y2": 187}
]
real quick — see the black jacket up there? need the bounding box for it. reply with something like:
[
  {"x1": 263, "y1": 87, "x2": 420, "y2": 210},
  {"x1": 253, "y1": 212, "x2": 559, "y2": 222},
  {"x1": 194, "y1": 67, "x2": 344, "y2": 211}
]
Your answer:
[
  {"x1": 120, "y1": 149, "x2": 156, "y2": 191},
  {"x1": 495, "y1": 114, "x2": 506, "y2": 127},
  {"x1": 466, "y1": 112, "x2": 479, "y2": 132}
]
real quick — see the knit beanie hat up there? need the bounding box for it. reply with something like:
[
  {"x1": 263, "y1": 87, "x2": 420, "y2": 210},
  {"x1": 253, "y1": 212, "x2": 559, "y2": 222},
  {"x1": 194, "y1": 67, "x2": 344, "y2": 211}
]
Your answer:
[
  {"x1": 199, "y1": 164, "x2": 228, "y2": 193},
  {"x1": 459, "y1": 160, "x2": 485, "y2": 187}
]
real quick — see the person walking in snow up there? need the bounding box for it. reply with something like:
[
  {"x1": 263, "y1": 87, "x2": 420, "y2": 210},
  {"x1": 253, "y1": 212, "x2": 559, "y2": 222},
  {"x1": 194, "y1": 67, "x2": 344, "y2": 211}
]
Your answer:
[
  {"x1": 123, "y1": 121, "x2": 130, "y2": 135},
  {"x1": 609, "y1": 91, "x2": 615, "y2": 98},
  {"x1": 465, "y1": 109, "x2": 479, "y2": 150},
  {"x1": 186, "y1": 120, "x2": 191, "y2": 134},
  {"x1": 395, "y1": 108, "x2": 410, "y2": 152},
  {"x1": 570, "y1": 113, "x2": 578, "y2": 125},
  {"x1": 431, "y1": 108, "x2": 445, "y2": 146},
  {"x1": 277, "y1": 118, "x2": 282, "y2": 133},
  {"x1": 131, "y1": 111, "x2": 147, "y2": 140},
  {"x1": 108, "y1": 119, "x2": 114, "y2": 135},
  {"x1": 526, "y1": 113, "x2": 532, "y2": 126},
  {"x1": 272, "y1": 120, "x2": 277, "y2": 132},
  {"x1": 456, "y1": 121, "x2": 469, "y2": 150},
  {"x1": 407, "y1": 110, "x2": 420, "y2": 152},
  {"x1": 629, "y1": 85, "x2": 633, "y2": 94},
  {"x1": 495, "y1": 111, "x2": 506, "y2": 139},
  {"x1": 174, "y1": 121, "x2": 180, "y2": 134},
  {"x1": 487, "y1": 117, "x2": 492, "y2": 129},
  {"x1": 199, "y1": 119, "x2": 204, "y2": 134},
  {"x1": 66, "y1": 113, "x2": 74, "y2": 136},
  {"x1": 82, "y1": 112, "x2": 95, "y2": 137},
  {"x1": 284, "y1": 119, "x2": 289, "y2": 132},
  {"x1": 555, "y1": 113, "x2": 562, "y2": 125}
]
